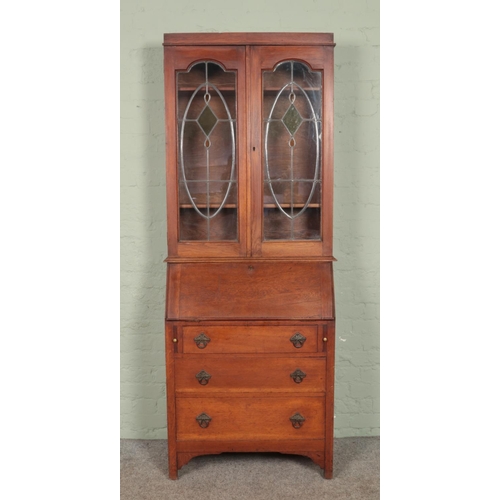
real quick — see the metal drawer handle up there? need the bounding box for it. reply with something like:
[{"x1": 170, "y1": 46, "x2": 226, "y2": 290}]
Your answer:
[
  {"x1": 194, "y1": 332, "x2": 211, "y2": 349},
  {"x1": 195, "y1": 413, "x2": 212, "y2": 428},
  {"x1": 290, "y1": 332, "x2": 306, "y2": 348},
  {"x1": 195, "y1": 370, "x2": 212, "y2": 385},
  {"x1": 290, "y1": 412, "x2": 306, "y2": 429},
  {"x1": 290, "y1": 368, "x2": 307, "y2": 384}
]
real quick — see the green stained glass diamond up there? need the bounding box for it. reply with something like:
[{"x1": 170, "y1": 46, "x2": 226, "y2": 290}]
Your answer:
[
  {"x1": 198, "y1": 105, "x2": 218, "y2": 136},
  {"x1": 282, "y1": 104, "x2": 303, "y2": 136}
]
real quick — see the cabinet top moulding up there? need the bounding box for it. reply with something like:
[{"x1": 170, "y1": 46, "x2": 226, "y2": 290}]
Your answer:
[{"x1": 163, "y1": 32, "x2": 334, "y2": 46}]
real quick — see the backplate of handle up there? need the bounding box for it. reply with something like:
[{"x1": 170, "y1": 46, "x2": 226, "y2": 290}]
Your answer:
[
  {"x1": 289, "y1": 332, "x2": 306, "y2": 348},
  {"x1": 290, "y1": 368, "x2": 307, "y2": 384},
  {"x1": 194, "y1": 332, "x2": 211, "y2": 349},
  {"x1": 195, "y1": 370, "x2": 212, "y2": 385},
  {"x1": 195, "y1": 413, "x2": 212, "y2": 428},
  {"x1": 289, "y1": 412, "x2": 306, "y2": 429}
]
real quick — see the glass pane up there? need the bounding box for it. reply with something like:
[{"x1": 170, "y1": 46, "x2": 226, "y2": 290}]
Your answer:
[
  {"x1": 292, "y1": 207, "x2": 321, "y2": 240},
  {"x1": 179, "y1": 181, "x2": 208, "y2": 209},
  {"x1": 264, "y1": 181, "x2": 292, "y2": 216},
  {"x1": 207, "y1": 208, "x2": 237, "y2": 241},
  {"x1": 263, "y1": 208, "x2": 291, "y2": 241},
  {"x1": 292, "y1": 89, "x2": 322, "y2": 121},
  {"x1": 179, "y1": 208, "x2": 208, "y2": 241},
  {"x1": 292, "y1": 120, "x2": 322, "y2": 180},
  {"x1": 264, "y1": 121, "x2": 292, "y2": 180},
  {"x1": 263, "y1": 60, "x2": 322, "y2": 242},
  {"x1": 177, "y1": 89, "x2": 205, "y2": 120},
  {"x1": 293, "y1": 181, "x2": 321, "y2": 206},
  {"x1": 263, "y1": 181, "x2": 321, "y2": 241},
  {"x1": 291, "y1": 61, "x2": 322, "y2": 90},
  {"x1": 177, "y1": 61, "x2": 237, "y2": 242},
  {"x1": 179, "y1": 121, "x2": 206, "y2": 181},
  {"x1": 198, "y1": 105, "x2": 218, "y2": 136},
  {"x1": 282, "y1": 104, "x2": 302, "y2": 136},
  {"x1": 207, "y1": 121, "x2": 236, "y2": 182},
  {"x1": 208, "y1": 181, "x2": 237, "y2": 211}
]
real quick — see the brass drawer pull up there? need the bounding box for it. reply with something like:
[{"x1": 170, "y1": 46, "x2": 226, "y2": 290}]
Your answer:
[
  {"x1": 290, "y1": 332, "x2": 306, "y2": 348},
  {"x1": 195, "y1": 370, "x2": 212, "y2": 385},
  {"x1": 195, "y1": 413, "x2": 212, "y2": 428},
  {"x1": 194, "y1": 332, "x2": 211, "y2": 349},
  {"x1": 290, "y1": 368, "x2": 307, "y2": 384},
  {"x1": 290, "y1": 412, "x2": 306, "y2": 429}
]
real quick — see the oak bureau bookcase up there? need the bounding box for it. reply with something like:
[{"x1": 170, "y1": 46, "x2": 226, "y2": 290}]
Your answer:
[{"x1": 163, "y1": 32, "x2": 336, "y2": 479}]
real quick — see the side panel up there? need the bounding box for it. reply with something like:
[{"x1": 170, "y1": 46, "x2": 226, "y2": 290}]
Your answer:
[{"x1": 165, "y1": 322, "x2": 178, "y2": 479}]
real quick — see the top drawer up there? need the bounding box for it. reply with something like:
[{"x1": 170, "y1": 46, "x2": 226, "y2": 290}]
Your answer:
[{"x1": 181, "y1": 325, "x2": 319, "y2": 354}]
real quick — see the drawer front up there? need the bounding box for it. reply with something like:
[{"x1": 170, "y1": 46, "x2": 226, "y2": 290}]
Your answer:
[
  {"x1": 182, "y1": 325, "x2": 318, "y2": 353},
  {"x1": 175, "y1": 357, "x2": 325, "y2": 393},
  {"x1": 176, "y1": 397, "x2": 325, "y2": 441}
]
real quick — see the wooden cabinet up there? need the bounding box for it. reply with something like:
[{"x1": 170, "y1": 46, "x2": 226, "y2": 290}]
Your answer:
[{"x1": 163, "y1": 32, "x2": 335, "y2": 479}]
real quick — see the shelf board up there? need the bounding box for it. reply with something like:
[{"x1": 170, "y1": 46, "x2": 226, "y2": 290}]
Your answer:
[
  {"x1": 177, "y1": 86, "x2": 321, "y2": 93},
  {"x1": 177, "y1": 86, "x2": 236, "y2": 93},
  {"x1": 263, "y1": 87, "x2": 321, "y2": 93},
  {"x1": 179, "y1": 204, "x2": 320, "y2": 209},
  {"x1": 180, "y1": 204, "x2": 237, "y2": 209},
  {"x1": 264, "y1": 203, "x2": 320, "y2": 209}
]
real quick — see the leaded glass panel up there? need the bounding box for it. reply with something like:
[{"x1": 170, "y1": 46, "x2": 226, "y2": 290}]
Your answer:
[
  {"x1": 263, "y1": 61, "x2": 322, "y2": 241},
  {"x1": 177, "y1": 61, "x2": 237, "y2": 241}
]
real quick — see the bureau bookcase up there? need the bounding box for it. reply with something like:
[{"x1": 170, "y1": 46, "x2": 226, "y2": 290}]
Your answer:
[{"x1": 163, "y1": 32, "x2": 335, "y2": 479}]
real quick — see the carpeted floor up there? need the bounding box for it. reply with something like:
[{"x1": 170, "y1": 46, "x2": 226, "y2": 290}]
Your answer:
[{"x1": 121, "y1": 437, "x2": 380, "y2": 500}]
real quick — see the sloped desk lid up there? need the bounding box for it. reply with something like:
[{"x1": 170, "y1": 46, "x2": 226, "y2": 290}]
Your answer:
[{"x1": 166, "y1": 261, "x2": 334, "y2": 320}]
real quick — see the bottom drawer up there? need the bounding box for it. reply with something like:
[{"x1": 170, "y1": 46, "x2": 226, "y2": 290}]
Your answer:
[{"x1": 176, "y1": 397, "x2": 325, "y2": 441}]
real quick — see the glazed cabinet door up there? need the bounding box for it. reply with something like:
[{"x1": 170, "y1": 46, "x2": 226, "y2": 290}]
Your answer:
[
  {"x1": 164, "y1": 46, "x2": 248, "y2": 257},
  {"x1": 249, "y1": 46, "x2": 333, "y2": 257}
]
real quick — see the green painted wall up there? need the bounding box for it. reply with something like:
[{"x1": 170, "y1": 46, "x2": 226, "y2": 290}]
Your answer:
[{"x1": 121, "y1": 0, "x2": 380, "y2": 438}]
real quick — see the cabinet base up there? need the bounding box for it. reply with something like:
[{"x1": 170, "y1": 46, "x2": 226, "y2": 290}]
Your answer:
[{"x1": 168, "y1": 440, "x2": 333, "y2": 480}]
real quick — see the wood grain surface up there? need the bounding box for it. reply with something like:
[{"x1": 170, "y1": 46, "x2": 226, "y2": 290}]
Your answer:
[
  {"x1": 176, "y1": 396, "x2": 325, "y2": 441},
  {"x1": 175, "y1": 355, "x2": 326, "y2": 393},
  {"x1": 164, "y1": 32, "x2": 335, "y2": 480},
  {"x1": 167, "y1": 261, "x2": 334, "y2": 320}
]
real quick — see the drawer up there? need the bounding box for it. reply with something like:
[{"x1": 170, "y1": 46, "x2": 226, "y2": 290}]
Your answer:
[
  {"x1": 175, "y1": 357, "x2": 325, "y2": 393},
  {"x1": 181, "y1": 325, "x2": 319, "y2": 353},
  {"x1": 176, "y1": 396, "x2": 325, "y2": 441}
]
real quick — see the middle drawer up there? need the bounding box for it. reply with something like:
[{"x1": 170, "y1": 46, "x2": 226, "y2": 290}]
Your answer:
[{"x1": 175, "y1": 356, "x2": 326, "y2": 394}]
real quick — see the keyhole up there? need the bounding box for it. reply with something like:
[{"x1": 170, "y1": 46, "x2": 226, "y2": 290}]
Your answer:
[{"x1": 253, "y1": 147, "x2": 255, "y2": 151}]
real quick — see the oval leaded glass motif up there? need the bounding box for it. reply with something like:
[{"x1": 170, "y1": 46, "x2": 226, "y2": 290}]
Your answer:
[
  {"x1": 264, "y1": 62, "x2": 321, "y2": 221},
  {"x1": 180, "y1": 77, "x2": 235, "y2": 217},
  {"x1": 263, "y1": 61, "x2": 322, "y2": 241},
  {"x1": 177, "y1": 61, "x2": 238, "y2": 242}
]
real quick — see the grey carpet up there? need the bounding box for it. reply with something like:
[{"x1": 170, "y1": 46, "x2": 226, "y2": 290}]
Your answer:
[{"x1": 121, "y1": 437, "x2": 379, "y2": 500}]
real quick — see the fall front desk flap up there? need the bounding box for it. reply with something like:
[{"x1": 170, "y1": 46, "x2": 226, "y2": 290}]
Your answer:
[{"x1": 166, "y1": 261, "x2": 334, "y2": 320}]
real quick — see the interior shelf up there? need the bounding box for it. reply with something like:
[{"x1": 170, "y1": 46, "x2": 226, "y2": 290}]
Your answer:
[{"x1": 179, "y1": 204, "x2": 320, "y2": 209}]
